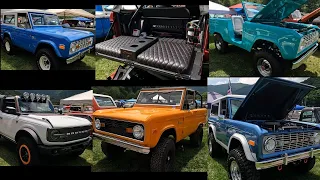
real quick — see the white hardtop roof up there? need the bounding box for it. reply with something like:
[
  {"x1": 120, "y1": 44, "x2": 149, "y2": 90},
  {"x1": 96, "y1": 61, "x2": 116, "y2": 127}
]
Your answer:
[
  {"x1": 93, "y1": 93, "x2": 113, "y2": 99},
  {"x1": 211, "y1": 94, "x2": 246, "y2": 103},
  {"x1": 1, "y1": 9, "x2": 56, "y2": 15}
]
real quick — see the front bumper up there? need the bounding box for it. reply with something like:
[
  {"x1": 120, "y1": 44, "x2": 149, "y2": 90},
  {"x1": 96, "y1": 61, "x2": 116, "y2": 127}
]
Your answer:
[
  {"x1": 66, "y1": 46, "x2": 94, "y2": 64},
  {"x1": 255, "y1": 148, "x2": 320, "y2": 170},
  {"x1": 38, "y1": 137, "x2": 92, "y2": 156},
  {"x1": 292, "y1": 43, "x2": 318, "y2": 70},
  {"x1": 93, "y1": 132, "x2": 150, "y2": 154}
]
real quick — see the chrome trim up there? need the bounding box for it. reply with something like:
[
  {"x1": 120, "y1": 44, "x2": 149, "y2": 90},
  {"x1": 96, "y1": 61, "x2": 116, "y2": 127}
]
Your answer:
[
  {"x1": 66, "y1": 46, "x2": 93, "y2": 64},
  {"x1": 93, "y1": 132, "x2": 150, "y2": 154},
  {"x1": 255, "y1": 148, "x2": 320, "y2": 170},
  {"x1": 292, "y1": 43, "x2": 318, "y2": 70}
]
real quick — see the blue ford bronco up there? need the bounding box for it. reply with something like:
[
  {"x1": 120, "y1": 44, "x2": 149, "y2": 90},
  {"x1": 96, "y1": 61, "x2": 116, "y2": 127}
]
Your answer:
[
  {"x1": 210, "y1": 0, "x2": 319, "y2": 76},
  {"x1": 208, "y1": 77, "x2": 320, "y2": 180},
  {"x1": 1, "y1": 9, "x2": 94, "y2": 70}
]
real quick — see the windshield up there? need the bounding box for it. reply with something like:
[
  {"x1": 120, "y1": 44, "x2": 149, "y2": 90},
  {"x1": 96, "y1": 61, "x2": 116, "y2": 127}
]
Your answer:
[
  {"x1": 30, "y1": 13, "x2": 60, "y2": 25},
  {"x1": 244, "y1": 3, "x2": 265, "y2": 18},
  {"x1": 301, "y1": 110, "x2": 320, "y2": 123},
  {"x1": 18, "y1": 99, "x2": 54, "y2": 113},
  {"x1": 136, "y1": 90, "x2": 183, "y2": 106},
  {"x1": 230, "y1": 99, "x2": 244, "y2": 118},
  {"x1": 94, "y1": 96, "x2": 116, "y2": 107}
]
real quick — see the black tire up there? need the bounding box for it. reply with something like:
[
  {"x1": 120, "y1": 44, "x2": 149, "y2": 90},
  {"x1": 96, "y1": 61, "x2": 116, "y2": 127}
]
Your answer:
[
  {"x1": 214, "y1": 34, "x2": 228, "y2": 53},
  {"x1": 16, "y1": 137, "x2": 41, "y2": 166},
  {"x1": 190, "y1": 126, "x2": 203, "y2": 147},
  {"x1": 293, "y1": 157, "x2": 316, "y2": 174},
  {"x1": 208, "y1": 130, "x2": 222, "y2": 158},
  {"x1": 253, "y1": 50, "x2": 284, "y2": 77},
  {"x1": 3, "y1": 37, "x2": 15, "y2": 55},
  {"x1": 101, "y1": 141, "x2": 124, "y2": 159},
  {"x1": 150, "y1": 137, "x2": 176, "y2": 172},
  {"x1": 35, "y1": 48, "x2": 61, "y2": 70},
  {"x1": 227, "y1": 147, "x2": 260, "y2": 180},
  {"x1": 69, "y1": 149, "x2": 85, "y2": 157}
]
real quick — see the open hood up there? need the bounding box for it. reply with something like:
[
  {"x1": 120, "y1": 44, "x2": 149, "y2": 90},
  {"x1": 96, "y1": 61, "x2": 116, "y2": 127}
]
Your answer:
[
  {"x1": 246, "y1": 0, "x2": 308, "y2": 22},
  {"x1": 232, "y1": 77, "x2": 315, "y2": 121}
]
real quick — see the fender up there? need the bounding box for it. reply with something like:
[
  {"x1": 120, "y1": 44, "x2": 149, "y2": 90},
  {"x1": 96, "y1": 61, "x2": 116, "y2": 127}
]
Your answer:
[
  {"x1": 158, "y1": 125, "x2": 177, "y2": 141},
  {"x1": 208, "y1": 123, "x2": 228, "y2": 150},
  {"x1": 228, "y1": 133, "x2": 257, "y2": 162},
  {"x1": 35, "y1": 40, "x2": 62, "y2": 57},
  {"x1": 16, "y1": 128, "x2": 42, "y2": 144}
]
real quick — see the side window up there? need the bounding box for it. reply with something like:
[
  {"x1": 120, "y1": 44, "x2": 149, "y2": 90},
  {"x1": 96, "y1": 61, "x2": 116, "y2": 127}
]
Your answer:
[
  {"x1": 17, "y1": 13, "x2": 31, "y2": 29},
  {"x1": 4, "y1": 15, "x2": 15, "y2": 25},
  {"x1": 3, "y1": 99, "x2": 16, "y2": 113},
  {"x1": 186, "y1": 90, "x2": 195, "y2": 110},
  {"x1": 220, "y1": 99, "x2": 227, "y2": 117},
  {"x1": 211, "y1": 102, "x2": 219, "y2": 115},
  {"x1": 31, "y1": 14, "x2": 44, "y2": 25}
]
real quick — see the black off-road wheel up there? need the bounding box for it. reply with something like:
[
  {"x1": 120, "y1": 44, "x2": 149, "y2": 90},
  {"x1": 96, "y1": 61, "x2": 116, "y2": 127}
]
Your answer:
[
  {"x1": 150, "y1": 137, "x2": 176, "y2": 172},
  {"x1": 35, "y1": 48, "x2": 61, "y2": 70},
  {"x1": 227, "y1": 147, "x2": 260, "y2": 180},
  {"x1": 101, "y1": 141, "x2": 125, "y2": 159},
  {"x1": 214, "y1": 34, "x2": 228, "y2": 53},
  {"x1": 190, "y1": 126, "x2": 203, "y2": 147},
  {"x1": 208, "y1": 130, "x2": 222, "y2": 158},
  {"x1": 3, "y1": 37, "x2": 15, "y2": 55},
  {"x1": 253, "y1": 50, "x2": 284, "y2": 77},
  {"x1": 293, "y1": 157, "x2": 316, "y2": 174},
  {"x1": 16, "y1": 137, "x2": 41, "y2": 166}
]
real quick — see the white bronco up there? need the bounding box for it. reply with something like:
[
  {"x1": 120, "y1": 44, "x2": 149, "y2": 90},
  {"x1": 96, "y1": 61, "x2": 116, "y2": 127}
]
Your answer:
[{"x1": 0, "y1": 92, "x2": 92, "y2": 166}]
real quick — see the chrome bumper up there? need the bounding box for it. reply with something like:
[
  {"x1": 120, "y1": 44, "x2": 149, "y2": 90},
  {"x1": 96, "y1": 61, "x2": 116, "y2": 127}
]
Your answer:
[
  {"x1": 292, "y1": 43, "x2": 318, "y2": 70},
  {"x1": 66, "y1": 46, "x2": 93, "y2": 64},
  {"x1": 93, "y1": 132, "x2": 150, "y2": 154},
  {"x1": 255, "y1": 148, "x2": 320, "y2": 170}
]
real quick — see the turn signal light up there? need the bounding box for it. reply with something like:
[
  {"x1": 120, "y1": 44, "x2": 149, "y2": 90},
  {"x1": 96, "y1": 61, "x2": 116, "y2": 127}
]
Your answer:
[
  {"x1": 59, "y1": 44, "x2": 65, "y2": 50},
  {"x1": 126, "y1": 128, "x2": 133, "y2": 133},
  {"x1": 248, "y1": 140, "x2": 255, "y2": 146}
]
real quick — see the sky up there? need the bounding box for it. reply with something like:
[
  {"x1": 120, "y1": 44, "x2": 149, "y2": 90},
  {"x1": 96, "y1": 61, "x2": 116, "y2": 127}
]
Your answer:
[{"x1": 207, "y1": 77, "x2": 309, "y2": 85}]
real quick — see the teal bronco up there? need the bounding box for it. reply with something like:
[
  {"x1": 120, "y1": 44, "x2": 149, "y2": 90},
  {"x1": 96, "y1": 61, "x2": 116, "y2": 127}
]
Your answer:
[{"x1": 211, "y1": 0, "x2": 319, "y2": 76}]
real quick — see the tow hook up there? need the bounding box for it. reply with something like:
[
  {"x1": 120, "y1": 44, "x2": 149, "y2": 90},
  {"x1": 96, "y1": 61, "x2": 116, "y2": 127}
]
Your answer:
[
  {"x1": 304, "y1": 158, "x2": 308, "y2": 163},
  {"x1": 277, "y1": 165, "x2": 283, "y2": 171}
]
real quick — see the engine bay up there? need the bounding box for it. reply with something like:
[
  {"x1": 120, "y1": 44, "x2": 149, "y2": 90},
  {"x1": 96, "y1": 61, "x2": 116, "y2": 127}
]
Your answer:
[{"x1": 249, "y1": 120, "x2": 316, "y2": 132}]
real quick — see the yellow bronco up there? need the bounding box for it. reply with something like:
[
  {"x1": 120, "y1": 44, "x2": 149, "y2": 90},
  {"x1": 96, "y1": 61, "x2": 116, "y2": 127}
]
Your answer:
[{"x1": 92, "y1": 87, "x2": 207, "y2": 171}]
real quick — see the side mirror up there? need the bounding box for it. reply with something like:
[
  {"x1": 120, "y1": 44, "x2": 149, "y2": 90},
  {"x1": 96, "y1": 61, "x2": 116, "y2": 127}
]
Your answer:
[
  {"x1": 58, "y1": 109, "x2": 63, "y2": 114},
  {"x1": 5, "y1": 106, "x2": 19, "y2": 115}
]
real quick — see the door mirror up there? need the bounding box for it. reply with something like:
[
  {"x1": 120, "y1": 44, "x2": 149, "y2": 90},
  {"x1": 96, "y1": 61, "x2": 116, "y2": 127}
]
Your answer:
[
  {"x1": 58, "y1": 109, "x2": 63, "y2": 114},
  {"x1": 5, "y1": 106, "x2": 19, "y2": 115}
]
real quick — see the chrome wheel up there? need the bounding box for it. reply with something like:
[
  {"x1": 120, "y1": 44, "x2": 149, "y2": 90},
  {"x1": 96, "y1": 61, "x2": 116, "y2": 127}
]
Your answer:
[
  {"x1": 39, "y1": 55, "x2": 51, "y2": 70},
  {"x1": 230, "y1": 160, "x2": 241, "y2": 180},
  {"x1": 5, "y1": 41, "x2": 10, "y2": 52},
  {"x1": 257, "y1": 58, "x2": 272, "y2": 76}
]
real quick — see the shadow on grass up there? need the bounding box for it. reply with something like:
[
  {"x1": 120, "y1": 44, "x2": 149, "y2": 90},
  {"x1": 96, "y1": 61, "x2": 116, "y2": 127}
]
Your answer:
[{"x1": 0, "y1": 137, "x2": 92, "y2": 166}]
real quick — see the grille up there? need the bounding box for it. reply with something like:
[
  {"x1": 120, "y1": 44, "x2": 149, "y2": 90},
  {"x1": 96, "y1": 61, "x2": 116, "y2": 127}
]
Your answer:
[
  {"x1": 273, "y1": 131, "x2": 318, "y2": 152},
  {"x1": 58, "y1": 126, "x2": 91, "y2": 142},
  {"x1": 98, "y1": 118, "x2": 144, "y2": 141},
  {"x1": 70, "y1": 37, "x2": 93, "y2": 54},
  {"x1": 301, "y1": 31, "x2": 319, "y2": 48}
]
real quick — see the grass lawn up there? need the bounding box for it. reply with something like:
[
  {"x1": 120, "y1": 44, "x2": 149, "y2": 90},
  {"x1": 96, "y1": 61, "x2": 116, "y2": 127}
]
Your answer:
[
  {"x1": 0, "y1": 47, "x2": 96, "y2": 70},
  {"x1": 92, "y1": 127, "x2": 209, "y2": 172},
  {"x1": 0, "y1": 137, "x2": 93, "y2": 166},
  {"x1": 95, "y1": 58, "x2": 122, "y2": 80},
  {"x1": 209, "y1": 35, "x2": 320, "y2": 77}
]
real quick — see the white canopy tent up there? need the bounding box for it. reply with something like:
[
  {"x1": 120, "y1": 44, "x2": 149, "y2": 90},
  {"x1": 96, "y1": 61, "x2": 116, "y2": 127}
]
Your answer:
[
  {"x1": 209, "y1": 1, "x2": 235, "y2": 15},
  {"x1": 46, "y1": 9, "x2": 94, "y2": 18},
  {"x1": 60, "y1": 90, "x2": 93, "y2": 106}
]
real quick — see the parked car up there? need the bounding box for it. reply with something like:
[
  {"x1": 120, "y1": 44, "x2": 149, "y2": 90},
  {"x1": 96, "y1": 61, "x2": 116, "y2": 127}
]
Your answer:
[
  {"x1": 284, "y1": 8, "x2": 320, "y2": 28},
  {"x1": 0, "y1": 92, "x2": 92, "y2": 166},
  {"x1": 92, "y1": 87, "x2": 207, "y2": 171},
  {"x1": 211, "y1": 1, "x2": 319, "y2": 76},
  {"x1": 1, "y1": 9, "x2": 94, "y2": 70},
  {"x1": 123, "y1": 101, "x2": 135, "y2": 108},
  {"x1": 208, "y1": 77, "x2": 320, "y2": 180},
  {"x1": 298, "y1": 107, "x2": 320, "y2": 124},
  {"x1": 95, "y1": 5, "x2": 209, "y2": 80}
]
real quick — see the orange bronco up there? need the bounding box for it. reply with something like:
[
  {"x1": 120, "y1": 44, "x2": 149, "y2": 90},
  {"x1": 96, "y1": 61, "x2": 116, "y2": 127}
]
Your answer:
[{"x1": 92, "y1": 87, "x2": 207, "y2": 172}]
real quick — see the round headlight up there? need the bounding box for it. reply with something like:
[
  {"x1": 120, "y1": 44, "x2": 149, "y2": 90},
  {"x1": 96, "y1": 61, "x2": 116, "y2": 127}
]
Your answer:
[
  {"x1": 30, "y1": 93, "x2": 35, "y2": 102},
  {"x1": 95, "y1": 119, "x2": 101, "y2": 130},
  {"x1": 50, "y1": 129, "x2": 60, "y2": 141},
  {"x1": 133, "y1": 125, "x2": 144, "y2": 139},
  {"x1": 70, "y1": 43, "x2": 76, "y2": 53},
  {"x1": 264, "y1": 137, "x2": 276, "y2": 152},
  {"x1": 23, "y1": 92, "x2": 29, "y2": 100},
  {"x1": 314, "y1": 133, "x2": 320, "y2": 144}
]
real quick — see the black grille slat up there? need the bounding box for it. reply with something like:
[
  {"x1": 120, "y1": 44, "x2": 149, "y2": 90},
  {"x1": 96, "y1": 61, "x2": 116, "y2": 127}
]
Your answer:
[
  {"x1": 58, "y1": 126, "x2": 91, "y2": 142},
  {"x1": 99, "y1": 118, "x2": 144, "y2": 141},
  {"x1": 274, "y1": 131, "x2": 317, "y2": 152}
]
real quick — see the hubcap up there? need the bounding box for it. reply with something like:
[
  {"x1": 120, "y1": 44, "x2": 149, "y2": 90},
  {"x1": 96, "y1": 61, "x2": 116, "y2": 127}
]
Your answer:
[
  {"x1": 39, "y1": 55, "x2": 51, "y2": 70},
  {"x1": 216, "y1": 41, "x2": 222, "y2": 50},
  {"x1": 257, "y1": 58, "x2": 272, "y2": 76},
  {"x1": 230, "y1": 160, "x2": 241, "y2": 180},
  {"x1": 5, "y1": 41, "x2": 10, "y2": 52}
]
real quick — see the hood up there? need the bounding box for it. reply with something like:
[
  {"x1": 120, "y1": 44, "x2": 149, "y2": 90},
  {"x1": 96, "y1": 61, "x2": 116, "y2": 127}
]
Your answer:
[
  {"x1": 247, "y1": 0, "x2": 308, "y2": 22},
  {"x1": 93, "y1": 107, "x2": 181, "y2": 122},
  {"x1": 33, "y1": 26, "x2": 94, "y2": 42},
  {"x1": 26, "y1": 113, "x2": 91, "y2": 128},
  {"x1": 232, "y1": 77, "x2": 315, "y2": 121}
]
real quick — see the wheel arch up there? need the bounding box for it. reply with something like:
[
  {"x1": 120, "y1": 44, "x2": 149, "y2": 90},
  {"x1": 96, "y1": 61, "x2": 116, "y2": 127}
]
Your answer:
[
  {"x1": 35, "y1": 41, "x2": 62, "y2": 57},
  {"x1": 158, "y1": 127, "x2": 177, "y2": 143},
  {"x1": 251, "y1": 39, "x2": 283, "y2": 57},
  {"x1": 227, "y1": 133, "x2": 257, "y2": 162},
  {"x1": 15, "y1": 128, "x2": 42, "y2": 145}
]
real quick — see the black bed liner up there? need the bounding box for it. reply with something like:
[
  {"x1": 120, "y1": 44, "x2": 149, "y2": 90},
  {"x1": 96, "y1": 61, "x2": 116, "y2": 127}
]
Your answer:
[{"x1": 95, "y1": 36, "x2": 198, "y2": 79}]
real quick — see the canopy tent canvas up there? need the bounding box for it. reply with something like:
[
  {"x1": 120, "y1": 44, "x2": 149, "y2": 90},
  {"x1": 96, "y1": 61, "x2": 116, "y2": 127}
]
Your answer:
[
  {"x1": 209, "y1": 1, "x2": 235, "y2": 15},
  {"x1": 60, "y1": 90, "x2": 93, "y2": 106},
  {"x1": 46, "y1": 9, "x2": 94, "y2": 19}
]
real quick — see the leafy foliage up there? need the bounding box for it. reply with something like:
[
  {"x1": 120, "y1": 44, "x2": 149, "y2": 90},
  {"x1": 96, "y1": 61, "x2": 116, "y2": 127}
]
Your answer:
[{"x1": 302, "y1": 78, "x2": 320, "y2": 107}]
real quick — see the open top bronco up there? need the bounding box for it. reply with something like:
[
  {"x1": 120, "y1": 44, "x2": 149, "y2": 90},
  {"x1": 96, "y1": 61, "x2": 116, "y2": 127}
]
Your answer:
[
  {"x1": 208, "y1": 77, "x2": 320, "y2": 180},
  {"x1": 95, "y1": 5, "x2": 209, "y2": 80},
  {"x1": 211, "y1": 0, "x2": 320, "y2": 76},
  {"x1": 0, "y1": 92, "x2": 92, "y2": 166},
  {"x1": 92, "y1": 87, "x2": 207, "y2": 171}
]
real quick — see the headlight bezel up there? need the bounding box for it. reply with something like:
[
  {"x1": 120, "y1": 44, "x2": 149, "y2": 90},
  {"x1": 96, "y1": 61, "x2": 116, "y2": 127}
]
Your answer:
[
  {"x1": 263, "y1": 136, "x2": 277, "y2": 154},
  {"x1": 132, "y1": 125, "x2": 144, "y2": 140},
  {"x1": 95, "y1": 118, "x2": 101, "y2": 130}
]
